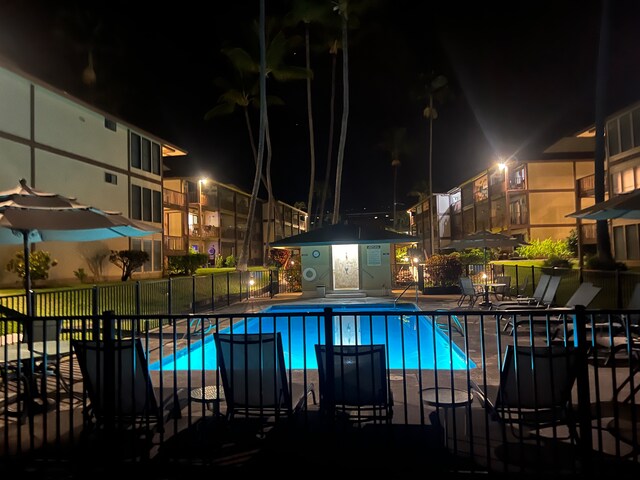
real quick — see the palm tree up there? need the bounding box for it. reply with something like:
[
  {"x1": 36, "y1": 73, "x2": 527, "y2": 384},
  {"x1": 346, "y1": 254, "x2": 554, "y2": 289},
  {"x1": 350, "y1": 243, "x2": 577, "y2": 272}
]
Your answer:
[
  {"x1": 422, "y1": 73, "x2": 449, "y2": 255},
  {"x1": 318, "y1": 38, "x2": 340, "y2": 228},
  {"x1": 238, "y1": 0, "x2": 268, "y2": 272},
  {"x1": 331, "y1": 1, "x2": 351, "y2": 225},
  {"x1": 594, "y1": 0, "x2": 614, "y2": 264},
  {"x1": 217, "y1": 23, "x2": 310, "y2": 269},
  {"x1": 286, "y1": 0, "x2": 332, "y2": 231},
  {"x1": 378, "y1": 127, "x2": 409, "y2": 230}
]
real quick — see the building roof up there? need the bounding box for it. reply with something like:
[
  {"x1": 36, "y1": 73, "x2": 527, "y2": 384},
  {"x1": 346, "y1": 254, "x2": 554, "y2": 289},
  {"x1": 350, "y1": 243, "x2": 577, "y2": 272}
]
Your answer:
[{"x1": 270, "y1": 222, "x2": 418, "y2": 247}]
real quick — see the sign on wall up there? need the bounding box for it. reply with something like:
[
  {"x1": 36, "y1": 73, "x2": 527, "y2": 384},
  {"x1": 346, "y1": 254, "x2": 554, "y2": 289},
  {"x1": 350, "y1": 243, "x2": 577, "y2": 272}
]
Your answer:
[{"x1": 366, "y1": 244, "x2": 382, "y2": 266}]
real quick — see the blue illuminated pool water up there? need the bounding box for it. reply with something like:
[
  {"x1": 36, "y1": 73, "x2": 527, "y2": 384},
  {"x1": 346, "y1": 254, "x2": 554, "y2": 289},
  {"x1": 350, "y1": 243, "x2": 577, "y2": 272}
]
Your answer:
[{"x1": 149, "y1": 303, "x2": 476, "y2": 371}]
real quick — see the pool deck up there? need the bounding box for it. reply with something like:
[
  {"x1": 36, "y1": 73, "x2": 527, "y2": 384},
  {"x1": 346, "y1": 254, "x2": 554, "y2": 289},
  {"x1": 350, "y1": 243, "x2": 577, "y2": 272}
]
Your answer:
[{"x1": 2, "y1": 290, "x2": 639, "y2": 477}]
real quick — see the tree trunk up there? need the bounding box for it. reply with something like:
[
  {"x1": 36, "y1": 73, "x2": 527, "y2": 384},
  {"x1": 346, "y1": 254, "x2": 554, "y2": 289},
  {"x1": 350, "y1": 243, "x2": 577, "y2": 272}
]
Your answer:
[
  {"x1": 332, "y1": 16, "x2": 349, "y2": 225},
  {"x1": 319, "y1": 44, "x2": 338, "y2": 228},
  {"x1": 304, "y1": 24, "x2": 316, "y2": 231},
  {"x1": 594, "y1": 0, "x2": 613, "y2": 263},
  {"x1": 238, "y1": 0, "x2": 267, "y2": 271}
]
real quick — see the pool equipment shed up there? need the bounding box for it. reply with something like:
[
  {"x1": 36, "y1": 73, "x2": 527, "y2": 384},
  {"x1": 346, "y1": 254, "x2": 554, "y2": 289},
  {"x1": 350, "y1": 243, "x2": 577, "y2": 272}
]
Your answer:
[{"x1": 270, "y1": 222, "x2": 418, "y2": 298}]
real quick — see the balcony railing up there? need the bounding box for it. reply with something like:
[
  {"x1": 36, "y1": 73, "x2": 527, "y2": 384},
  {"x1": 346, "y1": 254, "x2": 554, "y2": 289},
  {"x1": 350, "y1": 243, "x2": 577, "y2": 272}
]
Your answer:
[
  {"x1": 162, "y1": 189, "x2": 186, "y2": 207},
  {"x1": 578, "y1": 174, "x2": 608, "y2": 197},
  {"x1": 581, "y1": 222, "x2": 597, "y2": 243},
  {"x1": 164, "y1": 235, "x2": 185, "y2": 252}
]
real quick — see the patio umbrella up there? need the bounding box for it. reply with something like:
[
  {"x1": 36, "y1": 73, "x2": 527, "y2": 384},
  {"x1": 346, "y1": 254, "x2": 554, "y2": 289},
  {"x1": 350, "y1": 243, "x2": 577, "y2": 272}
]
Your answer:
[
  {"x1": 0, "y1": 179, "x2": 159, "y2": 315},
  {"x1": 566, "y1": 189, "x2": 640, "y2": 220},
  {"x1": 448, "y1": 230, "x2": 527, "y2": 290}
]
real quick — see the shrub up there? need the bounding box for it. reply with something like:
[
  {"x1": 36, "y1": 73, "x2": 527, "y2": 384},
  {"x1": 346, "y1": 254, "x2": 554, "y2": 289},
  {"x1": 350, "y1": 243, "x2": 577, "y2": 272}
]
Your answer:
[
  {"x1": 214, "y1": 254, "x2": 225, "y2": 268},
  {"x1": 542, "y1": 255, "x2": 572, "y2": 269},
  {"x1": 566, "y1": 229, "x2": 578, "y2": 257},
  {"x1": 585, "y1": 255, "x2": 628, "y2": 271},
  {"x1": 74, "y1": 268, "x2": 88, "y2": 283},
  {"x1": 424, "y1": 254, "x2": 463, "y2": 287},
  {"x1": 455, "y1": 248, "x2": 495, "y2": 265},
  {"x1": 167, "y1": 253, "x2": 208, "y2": 276},
  {"x1": 516, "y1": 238, "x2": 572, "y2": 259},
  {"x1": 6, "y1": 250, "x2": 58, "y2": 289},
  {"x1": 225, "y1": 255, "x2": 237, "y2": 268},
  {"x1": 109, "y1": 250, "x2": 149, "y2": 281}
]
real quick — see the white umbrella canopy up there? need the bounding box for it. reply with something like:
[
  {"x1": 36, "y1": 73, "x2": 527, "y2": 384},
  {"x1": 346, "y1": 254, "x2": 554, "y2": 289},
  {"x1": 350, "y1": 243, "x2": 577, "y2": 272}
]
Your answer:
[
  {"x1": 0, "y1": 179, "x2": 159, "y2": 314},
  {"x1": 567, "y1": 189, "x2": 640, "y2": 220}
]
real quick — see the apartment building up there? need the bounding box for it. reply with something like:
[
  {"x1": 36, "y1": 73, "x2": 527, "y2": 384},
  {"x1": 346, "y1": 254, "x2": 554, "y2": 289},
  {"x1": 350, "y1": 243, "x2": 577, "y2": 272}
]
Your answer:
[
  {"x1": 409, "y1": 134, "x2": 595, "y2": 256},
  {"x1": 163, "y1": 176, "x2": 263, "y2": 266},
  {"x1": 0, "y1": 62, "x2": 186, "y2": 287},
  {"x1": 576, "y1": 102, "x2": 640, "y2": 265},
  {"x1": 163, "y1": 173, "x2": 307, "y2": 267}
]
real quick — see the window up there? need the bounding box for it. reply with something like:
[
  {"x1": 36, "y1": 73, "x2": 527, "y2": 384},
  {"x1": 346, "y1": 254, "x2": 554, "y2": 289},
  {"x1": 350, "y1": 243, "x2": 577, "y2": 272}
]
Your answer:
[
  {"x1": 626, "y1": 225, "x2": 640, "y2": 260},
  {"x1": 633, "y1": 108, "x2": 640, "y2": 148},
  {"x1": 130, "y1": 238, "x2": 162, "y2": 273},
  {"x1": 153, "y1": 240, "x2": 162, "y2": 271},
  {"x1": 130, "y1": 132, "x2": 160, "y2": 175},
  {"x1": 613, "y1": 224, "x2": 640, "y2": 261},
  {"x1": 152, "y1": 143, "x2": 161, "y2": 175},
  {"x1": 131, "y1": 184, "x2": 161, "y2": 223},
  {"x1": 104, "y1": 118, "x2": 117, "y2": 131},
  {"x1": 620, "y1": 113, "x2": 633, "y2": 152},
  {"x1": 104, "y1": 172, "x2": 117, "y2": 185},
  {"x1": 130, "y1": 133, "x2": 141, "y2": 168},
  {"x1": 622, "y1": 168, "x2": 635, "y2": 192},
  {"x1": 131, "y1": 185, "x2": 142, "y2": 219},
  {"x1": 142, "y1": 188, "x2": 152, "y2": 221},
  {"x1": 153, "y1": 190, "x2": 162, "y2": 223}
]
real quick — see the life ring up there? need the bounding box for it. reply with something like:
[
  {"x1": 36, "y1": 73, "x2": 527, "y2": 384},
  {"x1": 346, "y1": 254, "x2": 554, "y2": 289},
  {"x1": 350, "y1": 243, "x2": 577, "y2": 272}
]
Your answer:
[{"x1": 302, "y1": 267, "x2": 317, "y2": 282}]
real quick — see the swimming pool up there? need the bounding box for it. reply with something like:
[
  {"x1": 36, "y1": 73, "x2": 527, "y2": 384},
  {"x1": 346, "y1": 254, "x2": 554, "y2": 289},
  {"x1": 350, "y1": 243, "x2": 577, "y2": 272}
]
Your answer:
[{"x1": 150, "y1": 303, "x2": 476, "y2": 371}]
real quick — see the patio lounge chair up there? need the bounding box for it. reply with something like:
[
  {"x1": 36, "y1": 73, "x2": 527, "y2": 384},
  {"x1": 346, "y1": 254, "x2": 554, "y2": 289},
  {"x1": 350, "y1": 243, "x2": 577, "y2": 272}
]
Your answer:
[
  {"x1": 490, "y1": 274, "x2": 551, "y2": 309},
  {"x1": 315, "y1": 343, "x2": 394, "y2": 423},
  {"x1": 457, "y1": 277, "x2": 484, "y2": 307},
  {"x1": 583, "y1": 283, "x2": 640, "y2": 366},
  {"x1": 71, "y1": 337, "x2": 175, "y2": 454},
  {"x1": 470, "y1": 343, "x2": 580, "y2": 442},
  {"x1": 214, "y1": 333, "x2": 316, "y2": 425},
  {"x1": 502, "y1": 280, "x2": 600, "y2": 336}
]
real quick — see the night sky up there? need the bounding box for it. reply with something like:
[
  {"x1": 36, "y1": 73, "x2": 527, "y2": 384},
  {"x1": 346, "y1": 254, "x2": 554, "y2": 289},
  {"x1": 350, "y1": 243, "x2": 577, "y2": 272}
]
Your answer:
[{"x1": 1, "y1": 1, "x2": 639, "y2": 217}]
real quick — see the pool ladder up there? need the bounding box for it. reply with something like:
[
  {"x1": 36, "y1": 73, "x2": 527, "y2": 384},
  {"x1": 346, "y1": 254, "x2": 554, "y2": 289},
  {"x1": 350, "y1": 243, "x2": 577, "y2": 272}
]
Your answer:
[{"x1": 394, "y1": 281, "x2": 418, "y2": 308}]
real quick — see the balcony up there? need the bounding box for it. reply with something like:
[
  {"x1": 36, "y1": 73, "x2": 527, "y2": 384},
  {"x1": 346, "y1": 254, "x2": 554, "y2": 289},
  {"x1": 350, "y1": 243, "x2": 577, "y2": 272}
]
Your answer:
[
  {"x1": 202, "y1": 224, "x2": 220, "y2": 238},
  {"x1": 164, "y1": 235, "x2": 186, "y2": 252},
  {"x1": 578, "y1": 174, "x2": 608, "y2": 198},
  {"x1": 187, "y1": 191, "x2": 208, "y2": 206},
  {"x1": 163, "y1": 189, "x2": 186, "y2": 208}
]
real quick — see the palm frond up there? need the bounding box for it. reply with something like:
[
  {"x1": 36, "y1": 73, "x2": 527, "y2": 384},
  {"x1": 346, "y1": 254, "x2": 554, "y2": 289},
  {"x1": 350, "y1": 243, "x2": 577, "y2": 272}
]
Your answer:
[
  {"x1": 204, "y1": 103, "x2": 236, "y2": 120},
  {"x1": 271, "y1": 65, "x2": 312, "y2": 81},
  {"x1": 219, "y1": 89, "x2": 250, "y2": 107},
  {"x1": 222, "y1": 47, "x2": 259, "y2": 74}
]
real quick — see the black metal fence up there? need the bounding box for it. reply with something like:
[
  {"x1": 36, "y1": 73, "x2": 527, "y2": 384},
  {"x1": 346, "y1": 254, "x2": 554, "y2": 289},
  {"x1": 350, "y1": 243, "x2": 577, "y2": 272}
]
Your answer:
[{"x1": 1, "y1": 305, "x2": 638, "y2": 475}]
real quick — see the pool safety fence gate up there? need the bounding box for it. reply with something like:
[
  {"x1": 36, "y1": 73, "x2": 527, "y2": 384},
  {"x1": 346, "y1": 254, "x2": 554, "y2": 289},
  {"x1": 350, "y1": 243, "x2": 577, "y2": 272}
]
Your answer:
[{"x1": 1, "y1": 306, "x2": 638, "y2": 475}]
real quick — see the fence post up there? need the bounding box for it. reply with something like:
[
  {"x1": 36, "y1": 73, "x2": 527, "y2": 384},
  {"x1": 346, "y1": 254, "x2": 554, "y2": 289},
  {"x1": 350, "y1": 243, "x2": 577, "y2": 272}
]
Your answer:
[
  {"x1": 573, "y1": 304, "x2": 593, "y2": 469},
  {"x1": 91, "y1": 286, "x2": 99, "y2": 340},
  {"x1": 102, "y1": 310, "x2": 116, "y2": 440},
  {"x1": 211, "y1": 273, "x2": 215, "y2": 312},
  {"x1": 192, "y1": 275, "x2": 197, "y2": 314},
  {"x1": 168, "y1": 277, "x2": 173, "y2": 315},
  {"x1": 323, "y1": 307, "x2": 335, "y2": 422},
  {"x1": 269, "y1": 270, "x2": 273, "y2": 299},
  {"x1": 135, "y1": 281, "x2": 141, "y2": 334}
]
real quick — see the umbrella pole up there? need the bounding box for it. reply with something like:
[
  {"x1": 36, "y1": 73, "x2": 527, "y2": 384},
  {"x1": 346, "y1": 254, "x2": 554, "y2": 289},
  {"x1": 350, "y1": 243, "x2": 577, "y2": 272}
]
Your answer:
[{"x1": 22, "y1": 231, "x2": 32, "y2": 317}]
